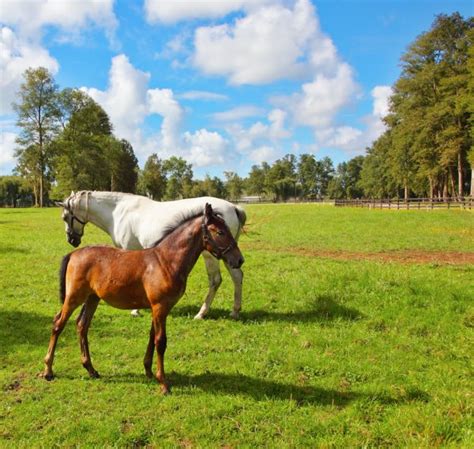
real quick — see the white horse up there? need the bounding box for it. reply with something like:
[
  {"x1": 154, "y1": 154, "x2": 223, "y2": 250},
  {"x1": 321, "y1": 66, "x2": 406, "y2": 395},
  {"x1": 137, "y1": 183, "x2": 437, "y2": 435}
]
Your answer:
[{"x1": 56, "y1": 191, "x2": 246, "y2": 319}]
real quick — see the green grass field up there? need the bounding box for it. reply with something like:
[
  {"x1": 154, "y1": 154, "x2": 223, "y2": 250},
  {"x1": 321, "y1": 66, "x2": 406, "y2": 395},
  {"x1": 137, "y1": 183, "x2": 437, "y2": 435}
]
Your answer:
[{"x1": 1, "y1": 204, "x2": 473, "y2": 448}]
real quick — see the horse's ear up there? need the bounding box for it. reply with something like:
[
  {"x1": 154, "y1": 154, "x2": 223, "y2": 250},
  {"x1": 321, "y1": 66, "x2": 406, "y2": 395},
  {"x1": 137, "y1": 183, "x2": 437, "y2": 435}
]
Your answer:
[
  {"x1": 204, "y1": 203, "x2": 213, "y2": 221},
  {"x1": 55, "y1": 201, "x2": 64, "y2": 208}
]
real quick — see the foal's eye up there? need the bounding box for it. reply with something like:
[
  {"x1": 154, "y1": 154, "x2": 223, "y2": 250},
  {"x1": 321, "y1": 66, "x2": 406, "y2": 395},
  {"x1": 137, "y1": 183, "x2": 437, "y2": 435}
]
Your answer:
[{"x1": 216, "y1": 230, "x2": 224, "y2": 236}]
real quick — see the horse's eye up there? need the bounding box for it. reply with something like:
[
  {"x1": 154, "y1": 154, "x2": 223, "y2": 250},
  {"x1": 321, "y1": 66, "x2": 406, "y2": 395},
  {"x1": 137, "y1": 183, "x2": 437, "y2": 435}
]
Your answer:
[{"x1": 216, "y1": 230, "x2": 224, "y2": 236}]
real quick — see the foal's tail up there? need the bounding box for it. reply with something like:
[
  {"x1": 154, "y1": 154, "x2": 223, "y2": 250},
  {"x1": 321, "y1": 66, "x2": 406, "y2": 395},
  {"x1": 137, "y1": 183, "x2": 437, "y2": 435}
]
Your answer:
[{"x1": 59, "y1": 253, "x2": 72, "y2": 304}]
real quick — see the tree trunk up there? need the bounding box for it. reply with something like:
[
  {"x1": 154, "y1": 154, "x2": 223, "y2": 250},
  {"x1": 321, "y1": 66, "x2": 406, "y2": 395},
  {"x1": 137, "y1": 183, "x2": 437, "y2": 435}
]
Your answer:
[
  {"x1": 428, "y1": 176, "x2": 434, "y2": 200},
  {"x1": 404, "y1": 182, "x2": 408, "y2": 201},
  {"x1": 458, "y1": 152, "x2": 463, "y2": 198},
  {"x1": 471, "y1": 165, "x2": 474, "y2": 197}
]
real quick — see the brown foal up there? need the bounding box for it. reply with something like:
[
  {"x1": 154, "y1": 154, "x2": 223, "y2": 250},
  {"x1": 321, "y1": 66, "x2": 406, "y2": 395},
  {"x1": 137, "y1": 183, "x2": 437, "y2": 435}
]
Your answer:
[{"x1": 43, "y1": 203, "x2": 244, "y2": 394}]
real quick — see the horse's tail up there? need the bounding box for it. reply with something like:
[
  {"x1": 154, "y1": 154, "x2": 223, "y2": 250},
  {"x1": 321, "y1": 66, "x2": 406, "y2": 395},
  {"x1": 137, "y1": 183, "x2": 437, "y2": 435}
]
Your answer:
[
  {"x1": 235, "y1": 206, "x2": 247, "y2": 236},
  {"x1": 59, "y1": 253, "x2": 72, "y2": 304}
]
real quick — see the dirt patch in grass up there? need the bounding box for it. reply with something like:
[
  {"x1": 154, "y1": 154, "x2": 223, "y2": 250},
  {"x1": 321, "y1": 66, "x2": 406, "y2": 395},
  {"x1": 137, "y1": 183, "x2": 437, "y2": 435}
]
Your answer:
[{"x1": 242, "y1": 243, "x2": 474, "y2": 265}]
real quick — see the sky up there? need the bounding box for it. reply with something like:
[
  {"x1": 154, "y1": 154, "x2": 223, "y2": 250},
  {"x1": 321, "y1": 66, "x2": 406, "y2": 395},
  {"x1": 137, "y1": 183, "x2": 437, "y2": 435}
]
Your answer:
[{"x1": 1, "y1": 0, "x2": 472, "y2": 179}]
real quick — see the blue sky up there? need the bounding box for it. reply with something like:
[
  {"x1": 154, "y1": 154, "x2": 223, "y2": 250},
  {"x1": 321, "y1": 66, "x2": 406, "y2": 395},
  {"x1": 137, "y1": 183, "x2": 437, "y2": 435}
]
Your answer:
[{"x1": 1, "y1": 0, "x2": 472, "y2": 179}]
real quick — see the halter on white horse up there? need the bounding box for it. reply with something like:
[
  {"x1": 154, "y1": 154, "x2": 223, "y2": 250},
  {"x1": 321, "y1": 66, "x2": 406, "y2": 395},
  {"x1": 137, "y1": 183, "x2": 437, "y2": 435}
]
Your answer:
[{"x1": 58, "y1": 191, "x2": 246, "y2": 320}]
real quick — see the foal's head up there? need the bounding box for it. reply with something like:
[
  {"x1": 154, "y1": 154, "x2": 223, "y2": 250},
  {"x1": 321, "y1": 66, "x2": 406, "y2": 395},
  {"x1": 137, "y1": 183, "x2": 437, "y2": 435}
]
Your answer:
[
  {"x1": 56, "y1": 191, "x2": 87, "y2": 248},
  {"x1": 202, "y1": 203, "x2": 244, "y2": 269}
]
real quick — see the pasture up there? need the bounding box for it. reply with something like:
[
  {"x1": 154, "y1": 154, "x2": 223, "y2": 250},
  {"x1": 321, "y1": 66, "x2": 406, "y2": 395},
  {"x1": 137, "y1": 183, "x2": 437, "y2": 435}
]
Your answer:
[{"x1": 0, "y1": 204, "x2": 473, "y2": 448}]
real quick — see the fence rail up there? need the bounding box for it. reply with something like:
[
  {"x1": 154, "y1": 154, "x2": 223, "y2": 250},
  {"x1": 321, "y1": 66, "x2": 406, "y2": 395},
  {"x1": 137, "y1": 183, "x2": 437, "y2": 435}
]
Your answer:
[{"x1": 334, "y1": 197, "x2": 473, "y2": 210}]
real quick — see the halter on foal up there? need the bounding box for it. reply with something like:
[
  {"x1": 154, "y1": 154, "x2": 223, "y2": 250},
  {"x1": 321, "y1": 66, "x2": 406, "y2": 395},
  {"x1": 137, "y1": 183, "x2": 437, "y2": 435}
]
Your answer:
[{"x1": 43, "y1": 204, "x2": 244, "y2": 394}]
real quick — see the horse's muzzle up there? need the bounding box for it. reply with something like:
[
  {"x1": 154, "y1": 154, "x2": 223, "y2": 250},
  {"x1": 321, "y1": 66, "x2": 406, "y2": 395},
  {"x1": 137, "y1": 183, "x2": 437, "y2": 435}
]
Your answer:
[{"x1": 68, "y1": 235, "x2": 81, "y2": 247}]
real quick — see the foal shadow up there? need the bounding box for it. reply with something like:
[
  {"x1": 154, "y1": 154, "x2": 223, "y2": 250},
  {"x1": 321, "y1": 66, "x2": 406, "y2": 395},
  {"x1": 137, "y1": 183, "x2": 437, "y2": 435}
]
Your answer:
[
  {"x1": 173, "y1": 295, "x2": 363, "y2": 324},
  {"x1": 171, "y1": 371, "x2": 356, "y2": 406},
  {"x1": 106, "y1": 370, "x2": 429, "y2": 407}
]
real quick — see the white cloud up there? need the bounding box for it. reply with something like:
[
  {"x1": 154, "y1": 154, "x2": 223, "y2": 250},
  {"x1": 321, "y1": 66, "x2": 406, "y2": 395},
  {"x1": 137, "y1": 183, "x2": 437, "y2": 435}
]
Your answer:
[
  {"x1": 371, "y1": 85, "x2": 392, "y2": 118},
  {"x1": 184, "y1": 129, "x2": 228, "y2": 167},
  {"x1": 315, "y1": 85, "x2": 393, "y2": 155},
  {"x1": 193, "y1": 0, "x2": 318, "y2": 85},
  {"x1": 284, "y1": 62, "x2": 359, "y2": 129},
  {"x1": 0, "y1": 126, "x2": 17, "y2": 173},
  {"x1": 179, "y1": 90, "x2": 228, "y2": 101},
  {"x1": 249, "y1": 145, "x2": 279, "y2": 164},
  {"x1": 145, "y1": 0, "x2": 270, "y2": 24},
  {"x1": 212, "y1": 105, "x2": 265, "y2": 122},
  {"x1": 0, "y1": 27, "x2": 59, "y2": 114},
  {"x1": 83, "y1": 54, "x2": 229, "y2": 168},
  {"x1": 147, "y1": 87, "x2": 184, "y2": 150},
  {"x1": 1, "y1": 0, "x2": 117, "y2": 43},
  {"x1": 84, "y1": 54, "x2": 150, "y2": 146}
]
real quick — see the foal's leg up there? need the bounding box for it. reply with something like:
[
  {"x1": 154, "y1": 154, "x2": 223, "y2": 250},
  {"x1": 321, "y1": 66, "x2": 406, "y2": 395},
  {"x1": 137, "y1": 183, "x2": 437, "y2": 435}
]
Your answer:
[
  {"x1": 194, "y1": 252, "x2": 222, "y2": 320},
  {"x1": 224, "y1": 262, "x2": 244, "y2": 320},
  {"x1": 152, "y1": 306, "x2": 169, "y2": 394},
  {"x1": 76, "y1": 295, "x2": 100, "y2": 378},
  {"x1": 143, "y1": 322, "x2": 155, "y2": 379},
  {"x1": 43, "y1": 299, "x2": 81, "y2": 380}
]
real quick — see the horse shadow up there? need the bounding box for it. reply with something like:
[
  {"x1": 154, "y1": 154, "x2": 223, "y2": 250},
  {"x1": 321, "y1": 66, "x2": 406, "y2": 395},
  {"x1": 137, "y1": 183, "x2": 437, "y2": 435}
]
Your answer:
[{"x1": 173, "y1": 294, "x2": 363, "y2": 324}]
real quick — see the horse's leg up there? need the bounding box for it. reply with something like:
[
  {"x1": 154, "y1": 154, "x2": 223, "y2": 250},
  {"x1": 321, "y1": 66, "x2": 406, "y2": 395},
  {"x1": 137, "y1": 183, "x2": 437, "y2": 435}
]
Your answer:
[
  {"x1": 43, "y1": 299, "x2": 80, "y2": 380},
  {"x1": 194, "y1": 252, "x2": 222, "y2": 320},
  {"x1": 224, "y1": 263, "x2": 244, "y2": 320},
  {"x1": 152, "y1": 306, "x2": 169, "y2": 394},
  {"x1": 76, "y1": 294, "x2": 100, "y2": 378},
  {"x1": 143, "y1": 321, "x2": 155, "y2": 379}
]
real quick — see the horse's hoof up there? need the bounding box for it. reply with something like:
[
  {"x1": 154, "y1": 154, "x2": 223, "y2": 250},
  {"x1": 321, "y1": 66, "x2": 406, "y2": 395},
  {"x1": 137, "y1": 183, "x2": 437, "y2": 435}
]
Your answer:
[
  {"x1": 131, "y1": 310, "x2": 141, "y2": 317},
  {"x1": 89, "y1": 370, "x2": 100, "y2": 379},
  {"x1": 193, "y1": 313, "x2": 205, "y2": 320},
  {"x1": 145, "y1": 370, "x2": 154, "y2": 380},
  {"x1": 230, "y1": 311, "x2": 240, "y2": 320},
  {"x1": 43, "y1": 373, "x2": 54, "y2": 381}
]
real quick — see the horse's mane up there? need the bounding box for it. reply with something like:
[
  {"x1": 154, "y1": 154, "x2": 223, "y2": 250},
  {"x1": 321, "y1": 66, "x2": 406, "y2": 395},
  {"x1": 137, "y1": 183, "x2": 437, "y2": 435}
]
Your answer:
[{"x1": 151, "y1": 207, "x2": 205, "y2": 247}]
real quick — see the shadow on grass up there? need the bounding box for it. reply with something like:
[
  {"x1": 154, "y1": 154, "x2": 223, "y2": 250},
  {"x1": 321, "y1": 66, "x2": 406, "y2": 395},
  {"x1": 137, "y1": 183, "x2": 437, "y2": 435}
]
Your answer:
[
  {"x1": 102, "y1": 371, "x2": 430, "y2": 407},
  {"x1": 173, "y1": 294, "x2": 363, "y2": 324},
  {"x1": 0, "y1": 310, "x2": 51, "y2": 353},
  {"x1": 0, "y1": 245, "x2": 30, "y2": 254}
]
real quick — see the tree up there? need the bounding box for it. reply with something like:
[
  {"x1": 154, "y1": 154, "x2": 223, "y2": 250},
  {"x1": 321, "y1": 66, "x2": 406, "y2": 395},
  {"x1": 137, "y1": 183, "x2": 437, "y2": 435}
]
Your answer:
[
  {"x1": 138, "y1": 154, "x2": 167, "y2": 200},
  {"x1": 13, "y1": 67, "x2": 60, "y2": 206},
  {"x1": 109, "y1": 139, "x2": 139, "y2": 193},
  {"x1": 328, "y1": 156, "x2": 364, "y2": 199},
  {"x1": 246, "y1": 163, "x2": 269, "y2": 197},
  {"x1": 52, "y1": 90, "x2": 115, "y2": 198},
  {"x1": 224, "y1": 171, "x2": 243, "y2": 200},
  {"x1": 266, "y1": 154, "x2": 297, "y2": 201},
  {"x1": 388, "y1": 13, "x2": 473, "y2": 198},
  {"x1": 163, "y1": 156, "x2": 193, "y2": 200}
]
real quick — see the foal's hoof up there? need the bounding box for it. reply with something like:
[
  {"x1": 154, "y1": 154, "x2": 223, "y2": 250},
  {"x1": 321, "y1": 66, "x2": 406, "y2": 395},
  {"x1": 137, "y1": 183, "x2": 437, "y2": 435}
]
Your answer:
[
  {"x1": 89, "y1": 370, "x2": 100, "y2": 379},
  {"x1": 160, "y1": 384, "x2": 171, "y2": 395}
]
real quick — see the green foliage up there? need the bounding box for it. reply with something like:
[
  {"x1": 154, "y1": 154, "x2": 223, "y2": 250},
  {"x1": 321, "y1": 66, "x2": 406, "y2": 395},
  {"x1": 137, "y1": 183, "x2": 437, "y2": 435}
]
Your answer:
[
  {"x1": 362, "y1": 13, "x2": 474, "y2": 199},
  {"x1": 138, "y1": 153, "x2": 167, "y2": 200},
  {"x1": 13, "y1": 67, "x2": 60, "y2": 206},
  {"x1": 1, "y1": 205, "x2": 473, "y2": 447},
  {"x1": 163, "y1": 156, "x2": 194, "y2": 200}
]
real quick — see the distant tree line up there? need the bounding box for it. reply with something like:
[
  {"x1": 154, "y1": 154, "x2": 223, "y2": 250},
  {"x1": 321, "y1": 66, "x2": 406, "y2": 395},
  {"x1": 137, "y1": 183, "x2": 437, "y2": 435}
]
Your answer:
[
  {"x1": 1, "y1": 13, "x2": 472, "y2": 207},
  {"x1": 361, "y1": 13, "x2": 473, "y2": 199}
]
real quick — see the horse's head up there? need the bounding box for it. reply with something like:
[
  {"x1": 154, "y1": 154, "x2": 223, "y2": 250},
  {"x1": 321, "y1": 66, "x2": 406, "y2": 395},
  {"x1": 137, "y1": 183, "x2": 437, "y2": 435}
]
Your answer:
[
  {"x1": 55, "y1": 191, "x2": 87, "y2": 248},
  {"x1": 202, "y1": 203, "x2": 244, "y2": 269}
]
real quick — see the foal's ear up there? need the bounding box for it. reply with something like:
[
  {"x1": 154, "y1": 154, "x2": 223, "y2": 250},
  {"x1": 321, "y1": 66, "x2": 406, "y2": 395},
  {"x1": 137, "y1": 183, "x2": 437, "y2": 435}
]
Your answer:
[
  {"x1": 204, "y1": 203, "x2": 213, "y2": 221},
  {"x1": 55, "y1": 201, "x2": 65, "y2": 208}
]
